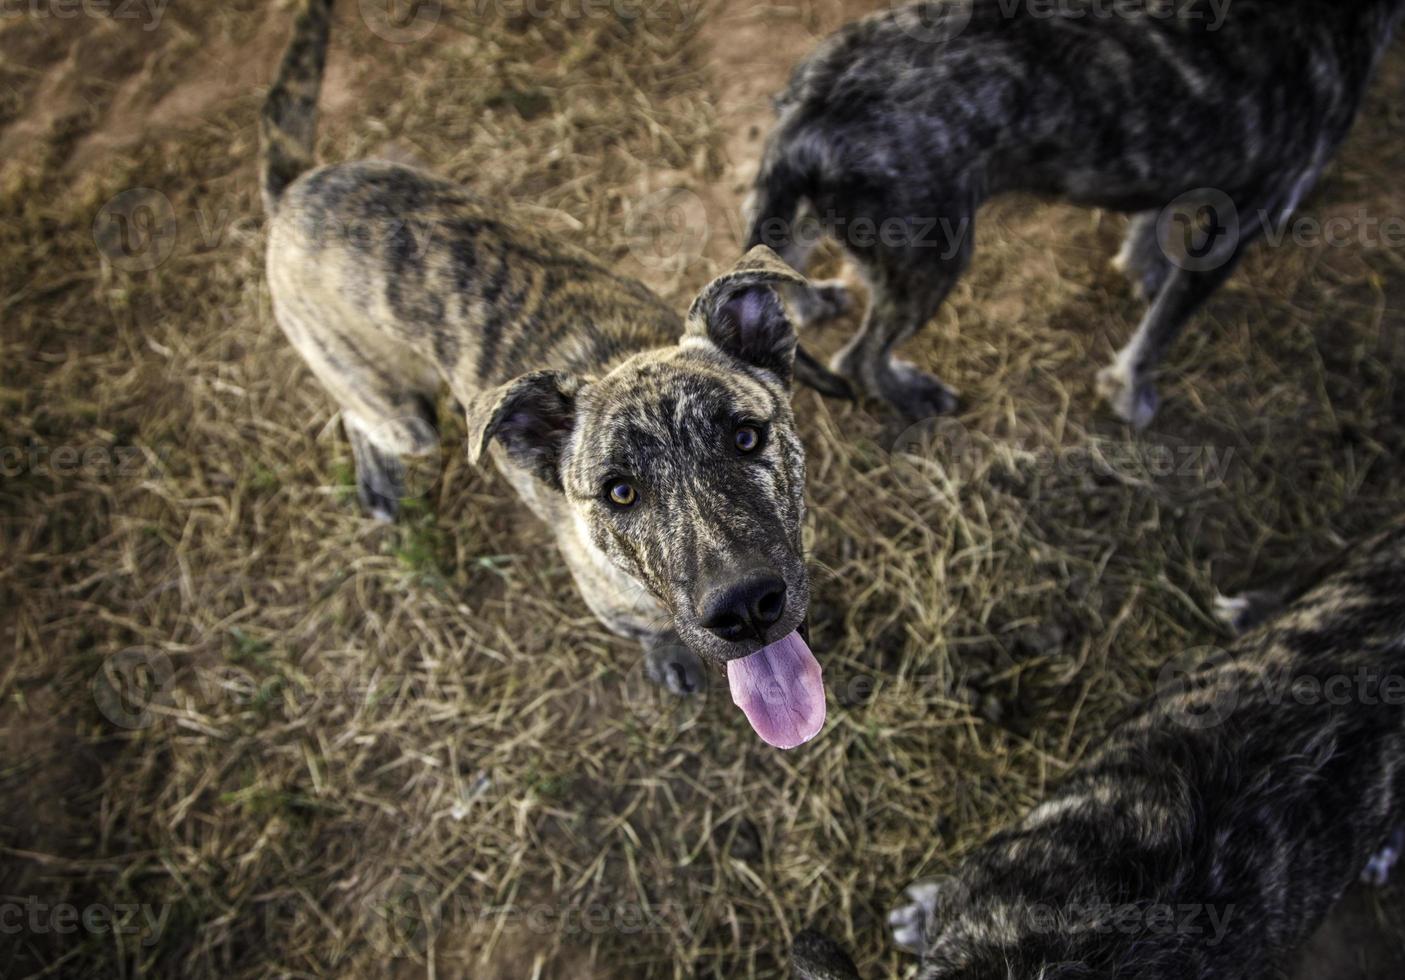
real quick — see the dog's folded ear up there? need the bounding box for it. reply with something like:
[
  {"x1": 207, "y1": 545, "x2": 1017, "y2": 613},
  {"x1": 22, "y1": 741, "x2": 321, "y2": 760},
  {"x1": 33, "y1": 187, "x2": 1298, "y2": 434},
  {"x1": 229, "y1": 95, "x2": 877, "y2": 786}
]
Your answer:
[
  {"x1": 464, "y1": 370, "x2": 581, "y2": 488},
  {"x1": 685, "y1": 245, "x2": 809, "y2": 384}
]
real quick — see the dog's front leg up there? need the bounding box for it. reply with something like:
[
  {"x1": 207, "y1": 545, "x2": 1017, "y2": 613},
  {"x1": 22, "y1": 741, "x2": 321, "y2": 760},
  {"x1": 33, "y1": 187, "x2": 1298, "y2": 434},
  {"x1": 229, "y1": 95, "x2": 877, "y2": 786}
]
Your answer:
[{"x1": 642, "y1": 632, "x2": 705, "y2": 698}]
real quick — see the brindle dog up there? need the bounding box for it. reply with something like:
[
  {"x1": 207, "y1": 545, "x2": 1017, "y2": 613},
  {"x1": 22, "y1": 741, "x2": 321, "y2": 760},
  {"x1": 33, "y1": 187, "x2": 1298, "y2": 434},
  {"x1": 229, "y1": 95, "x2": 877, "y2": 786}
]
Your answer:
[
  {"x1": 793, "y1": 521, "x2": 1405, "y2": 978},
  {"x1": 260, "y1": 0, "x2": 827, "y2": 746},
  {"x1": 750, "y1": 0, "x2": 1405, "y2": 426}
]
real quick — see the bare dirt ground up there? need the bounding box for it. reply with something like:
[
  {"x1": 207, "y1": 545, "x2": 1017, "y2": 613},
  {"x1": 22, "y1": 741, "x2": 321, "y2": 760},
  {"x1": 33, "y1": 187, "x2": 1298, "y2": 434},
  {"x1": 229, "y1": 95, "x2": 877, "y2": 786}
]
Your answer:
[{"x1": 2, "y1": 1, "x2": 1404, "y2": 977}]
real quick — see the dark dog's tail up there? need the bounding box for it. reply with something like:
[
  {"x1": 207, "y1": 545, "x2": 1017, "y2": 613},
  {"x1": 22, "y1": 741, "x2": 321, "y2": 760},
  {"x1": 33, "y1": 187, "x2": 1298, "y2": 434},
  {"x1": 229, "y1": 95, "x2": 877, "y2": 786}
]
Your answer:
[{"x1": 260, "y1": 0, "x2": 335, "y2": 215}]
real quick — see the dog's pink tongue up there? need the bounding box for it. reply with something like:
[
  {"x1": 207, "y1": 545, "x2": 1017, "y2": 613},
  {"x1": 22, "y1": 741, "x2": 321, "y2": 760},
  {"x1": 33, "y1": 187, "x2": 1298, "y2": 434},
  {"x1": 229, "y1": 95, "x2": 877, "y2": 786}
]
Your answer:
[{"x1": 726, "y1": 631, "x2": 825, "y2": 750}]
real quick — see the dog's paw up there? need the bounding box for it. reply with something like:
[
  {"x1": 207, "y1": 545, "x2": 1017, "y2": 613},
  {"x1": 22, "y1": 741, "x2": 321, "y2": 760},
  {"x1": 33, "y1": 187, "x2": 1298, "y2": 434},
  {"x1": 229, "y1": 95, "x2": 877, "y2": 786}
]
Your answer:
[
  {"x1": 1214, "y1": 590, "x2": 1285, "y2": 635},
  {"x1": 357, "y1": 477, "x2": 402, "y2": 522},
  {"x1": 1096, "y1": 362, "x2": 1159, "y2": 430},
  {"x1": 1362, "y1": 828, "x2": 1405, "y2": 887},
  {"x1": 884, "y1": 362, "x2": 960, "y2": 422},
  {"x1": 644, "y1": 642, "x2": 705, "y2": 697},
  {"x1": 888, "y1": 879, "x2": 947, "y2": 955},
  {"x1": 1213, "y1": 592, "x2": 1255, "y2": 634}
]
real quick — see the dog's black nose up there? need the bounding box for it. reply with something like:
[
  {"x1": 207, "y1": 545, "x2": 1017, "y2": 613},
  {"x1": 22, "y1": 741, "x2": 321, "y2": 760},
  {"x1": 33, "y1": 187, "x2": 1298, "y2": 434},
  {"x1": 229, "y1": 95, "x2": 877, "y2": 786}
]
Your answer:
[{"x1": 699, "y1": 572, "x2": 787, "y2": 642}]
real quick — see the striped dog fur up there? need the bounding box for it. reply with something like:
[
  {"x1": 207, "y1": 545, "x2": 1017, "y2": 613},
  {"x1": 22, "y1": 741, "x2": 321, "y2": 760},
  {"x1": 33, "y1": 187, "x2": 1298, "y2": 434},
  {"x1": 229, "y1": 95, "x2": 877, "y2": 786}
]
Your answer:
[
  {"x1": 749, "y1": 0, "x2": 1405, "y2": 426},
  {"x1": 794, "y1": 521, "x2": 1405, "y2": 978},
  {"x1": 260, "y1": 0, "x2": 821, "y2": 705}
]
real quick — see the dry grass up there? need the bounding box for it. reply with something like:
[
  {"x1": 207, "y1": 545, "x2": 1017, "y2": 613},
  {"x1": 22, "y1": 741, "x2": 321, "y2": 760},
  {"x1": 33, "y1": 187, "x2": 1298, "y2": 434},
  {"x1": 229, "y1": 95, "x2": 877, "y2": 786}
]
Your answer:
[{"x1": 2, "y1": 1, "x2": 1405, "y2": 977}]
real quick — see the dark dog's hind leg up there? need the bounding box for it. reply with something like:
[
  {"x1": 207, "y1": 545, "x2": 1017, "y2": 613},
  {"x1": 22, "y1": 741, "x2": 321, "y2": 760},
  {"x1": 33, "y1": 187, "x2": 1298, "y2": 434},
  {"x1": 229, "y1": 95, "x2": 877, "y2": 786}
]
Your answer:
[
  {"x1": 787, "y1": 276, "x2": 853, "y2": 326},
  {"x1": 746, "y1": 161, "x2": 855, "y2": 399},
  {"x1": 786, "y1": 262, "x2": 857, "y2": 397},
  {"x1": 1213, "y1": 589, "x2": 1290, "y2": 634},
  {"x1": 780, "y1": 225, "x2": 856, "y2": 400},
  {"x1": 815, "y1": 184, "x2": 976, "y2": 420},
  {"x1": 751, "y1": 193, "x2": 855, "y2": 328}
]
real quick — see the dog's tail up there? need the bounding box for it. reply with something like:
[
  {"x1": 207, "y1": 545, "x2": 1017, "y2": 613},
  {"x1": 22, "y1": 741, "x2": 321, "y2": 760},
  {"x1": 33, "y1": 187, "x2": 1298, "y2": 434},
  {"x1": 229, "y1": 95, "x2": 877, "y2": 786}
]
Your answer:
[{"x1": 260, "y1": 0, "x2": 335, "y2": 215}]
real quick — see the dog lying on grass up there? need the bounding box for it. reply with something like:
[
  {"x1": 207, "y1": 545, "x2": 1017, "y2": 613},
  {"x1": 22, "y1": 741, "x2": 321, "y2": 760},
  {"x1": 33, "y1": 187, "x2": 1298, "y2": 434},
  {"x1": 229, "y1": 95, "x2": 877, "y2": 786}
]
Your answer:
[
  {"x1": 794, "y1": 520, "x2": 1405, "y2": 978},
  {"x1": 259, "y1": 0, "x2": 827, "y2": 748},
  {"x1": 749, "y1": 0, "x2": 1405, "y2": 426}
]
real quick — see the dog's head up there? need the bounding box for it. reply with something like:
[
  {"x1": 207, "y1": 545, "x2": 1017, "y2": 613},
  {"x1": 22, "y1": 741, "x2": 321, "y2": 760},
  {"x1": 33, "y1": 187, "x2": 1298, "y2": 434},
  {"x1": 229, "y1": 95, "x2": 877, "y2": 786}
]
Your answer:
[{"x1": 465, "y1": 246, "x2": 823, "y2": 747}]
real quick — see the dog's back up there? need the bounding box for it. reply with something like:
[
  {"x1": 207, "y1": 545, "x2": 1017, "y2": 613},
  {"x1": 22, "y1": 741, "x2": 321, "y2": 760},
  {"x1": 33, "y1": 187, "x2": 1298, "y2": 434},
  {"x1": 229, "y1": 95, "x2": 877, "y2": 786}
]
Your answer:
[
  {"x1": 759, "y1": 0, "x2": 1402, "y2": 219},
  {"x1": 749, "y1": 0, "x2": 1405, "y2": 425},
  {"x1": 933, "y1": 525, "x2": 1405, "y2": 978}
]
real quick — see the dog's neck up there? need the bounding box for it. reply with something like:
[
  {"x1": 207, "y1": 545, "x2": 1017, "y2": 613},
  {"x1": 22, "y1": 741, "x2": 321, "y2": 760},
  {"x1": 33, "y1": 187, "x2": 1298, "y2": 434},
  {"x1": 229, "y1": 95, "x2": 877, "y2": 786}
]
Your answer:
[{"x1": 559, "y1": 317, "x2": 685, "y2": 383}]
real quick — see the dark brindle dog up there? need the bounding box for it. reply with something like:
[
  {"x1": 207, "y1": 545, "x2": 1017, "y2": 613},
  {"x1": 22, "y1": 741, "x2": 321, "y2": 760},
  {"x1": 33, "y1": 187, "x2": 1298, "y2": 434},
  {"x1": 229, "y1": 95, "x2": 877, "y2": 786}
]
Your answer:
[
  {"x1": 260, "y1": 0, "x2": 827, "y2": 747},
  {"x1": 750, "y1": 0, "x2": 1405, "y2": 426},
  {"x1": 793, "y1": 522, "x2": 1405, "y2": 978}
]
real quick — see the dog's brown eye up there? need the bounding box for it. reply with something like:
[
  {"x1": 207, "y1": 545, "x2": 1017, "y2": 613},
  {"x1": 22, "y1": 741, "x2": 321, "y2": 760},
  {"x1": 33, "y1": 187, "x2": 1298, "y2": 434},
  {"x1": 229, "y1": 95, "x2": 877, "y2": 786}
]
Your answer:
[
  {"x1": 607, "y1": 482, "x2": 637, "y2": 507},
  {"x1": 734, "y1": 425, "x2": 762, "y2": 454}
]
